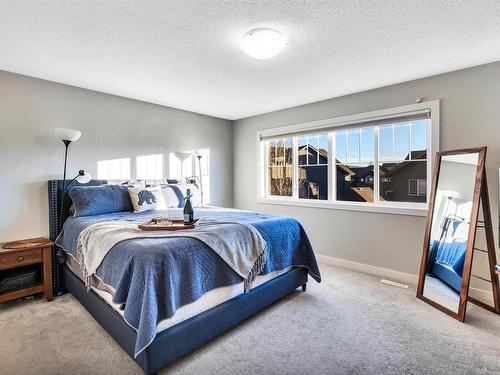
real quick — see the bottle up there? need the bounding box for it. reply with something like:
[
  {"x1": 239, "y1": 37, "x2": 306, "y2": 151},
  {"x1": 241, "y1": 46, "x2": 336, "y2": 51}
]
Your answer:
[{"x1": 183, "y1": 189, "x2": 194, "y2": 224}]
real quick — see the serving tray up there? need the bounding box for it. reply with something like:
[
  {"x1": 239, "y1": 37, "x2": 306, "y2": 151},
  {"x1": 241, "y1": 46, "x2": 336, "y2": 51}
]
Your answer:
[
  {"x1": 138, "y1": 218, "x2": 199, "y2": 231},
  {"x1": 2, "y1": 237, "x2": 52, "y2": 250}
]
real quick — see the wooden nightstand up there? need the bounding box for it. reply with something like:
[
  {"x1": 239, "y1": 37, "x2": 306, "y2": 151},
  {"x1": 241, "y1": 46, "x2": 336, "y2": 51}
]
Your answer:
[{"x1": 0, "y1": 237, "x2": 53, "y2": 302}]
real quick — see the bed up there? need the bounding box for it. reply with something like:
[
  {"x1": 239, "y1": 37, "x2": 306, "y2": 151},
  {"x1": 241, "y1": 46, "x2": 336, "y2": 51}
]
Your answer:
[
  {"x1": 428, "y1": 216, "x2": 467, "y2": 293},
  {"x1": 48, "y1": 180, "x2": 321, "y2": 374}
]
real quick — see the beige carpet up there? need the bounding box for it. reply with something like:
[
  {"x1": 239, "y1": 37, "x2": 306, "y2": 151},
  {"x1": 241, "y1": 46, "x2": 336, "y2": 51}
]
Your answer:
[{"x1": 1, "y1": 264, "x2": 500, "y2": 375}]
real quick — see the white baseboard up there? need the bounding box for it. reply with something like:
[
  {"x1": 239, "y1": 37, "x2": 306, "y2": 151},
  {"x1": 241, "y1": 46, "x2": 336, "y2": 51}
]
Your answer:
[
  {"x1": 317, "y1": 254, "x2": 494, "y2": 304},
  {"x1": 317, "y1": 254, "x2": 418, "y2": 285}
]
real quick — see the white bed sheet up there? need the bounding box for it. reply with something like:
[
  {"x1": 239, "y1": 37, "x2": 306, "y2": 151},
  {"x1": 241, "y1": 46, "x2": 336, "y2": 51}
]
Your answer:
[{"x1": 67, "y1": 257, "x2": 291, "y2": 334}]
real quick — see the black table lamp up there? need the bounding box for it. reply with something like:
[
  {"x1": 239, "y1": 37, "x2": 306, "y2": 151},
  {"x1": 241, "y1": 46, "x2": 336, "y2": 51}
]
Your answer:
[{"x1": 55, "y1": 128, "x2": 91, "y2": 232}]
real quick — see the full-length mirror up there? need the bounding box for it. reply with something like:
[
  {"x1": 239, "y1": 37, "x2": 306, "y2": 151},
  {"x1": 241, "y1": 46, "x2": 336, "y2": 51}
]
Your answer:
[
  {"x1": 417, "y1": 148, "x2": 487, "y2": 321},
  {"x1": 423, "y1": 152, "x2": 479, "y2": 313}
]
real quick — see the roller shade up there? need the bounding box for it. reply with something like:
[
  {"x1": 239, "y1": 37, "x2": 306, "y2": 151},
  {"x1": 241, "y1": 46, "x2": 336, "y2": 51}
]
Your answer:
[{"x1": 259, "y1": 108, "x2": 431, "y2": 141}]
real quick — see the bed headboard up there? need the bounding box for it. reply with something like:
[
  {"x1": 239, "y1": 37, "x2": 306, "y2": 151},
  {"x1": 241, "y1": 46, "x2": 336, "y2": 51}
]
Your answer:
[{"x1": 48, "y1": 179, "x2": 108, "y2": 295}]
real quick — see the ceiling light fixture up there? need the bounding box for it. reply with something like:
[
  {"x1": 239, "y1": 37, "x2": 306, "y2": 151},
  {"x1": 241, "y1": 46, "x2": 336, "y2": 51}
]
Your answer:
[{"x1": 240, "y1": 28, "x2": 288, "y2": 60}]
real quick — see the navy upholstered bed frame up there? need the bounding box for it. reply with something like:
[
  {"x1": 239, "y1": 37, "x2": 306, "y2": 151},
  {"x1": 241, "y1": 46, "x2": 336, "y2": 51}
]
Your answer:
[
  {"x1": 48, "y1": 179, "x2": 109, "y2": 295},
  {"x1": 48, "y1": 180, "x2": 308, "y2": 374}
]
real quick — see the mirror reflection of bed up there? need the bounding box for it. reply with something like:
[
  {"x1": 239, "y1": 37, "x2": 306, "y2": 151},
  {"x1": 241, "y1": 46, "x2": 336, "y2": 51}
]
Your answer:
[
  {"x1": 422, "y1": 153, "x2": 479, "y2": 314},
  {"x1": 423, "y1": 274, "x2": 460, "y2": 311}
]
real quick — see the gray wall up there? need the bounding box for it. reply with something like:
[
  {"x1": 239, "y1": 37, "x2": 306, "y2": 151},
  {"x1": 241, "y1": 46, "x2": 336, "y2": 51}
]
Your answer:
[
  {"x1": 0, "y1": 70, "x2": 233, "y2": 242},
  {"x1": 233, "y1": 61, "x2": 500, "y2": 277},
  {"x1": 2, "y1": 61, "x2": 499, "y2": 280}
]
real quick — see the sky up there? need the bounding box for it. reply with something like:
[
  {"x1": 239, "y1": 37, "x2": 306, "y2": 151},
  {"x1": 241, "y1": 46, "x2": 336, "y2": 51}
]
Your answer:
[
  {"x1": 271, "y1": 119, "x2": 428, "y2": 166},
  {"x1": 335, "y1": 119, "x2": 428, "y2": 165}
]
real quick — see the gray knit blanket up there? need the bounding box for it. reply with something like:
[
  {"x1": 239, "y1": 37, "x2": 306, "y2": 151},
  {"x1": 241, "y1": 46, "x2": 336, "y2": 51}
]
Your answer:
[{"x1": 76, "y1": 219, "x2": 267, "y2": 292}]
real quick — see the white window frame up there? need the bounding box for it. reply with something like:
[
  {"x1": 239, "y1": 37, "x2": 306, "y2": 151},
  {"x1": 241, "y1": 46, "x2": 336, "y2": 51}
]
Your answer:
[
  {"x1": 136, "y1": 153, "x2": 164, "y2": 180},
  {"x1": 408, "y1": 178, "x2": 427, "y2": 197},
  {"x1": 265, "y1": 138, "x2": 295, "y2": 198},
  {"x1": 256, "y1": 100, "x2": 440, "y2": 216},
  {"x1": 97, "y1": 157, "x2": 131, "y2": 180}
]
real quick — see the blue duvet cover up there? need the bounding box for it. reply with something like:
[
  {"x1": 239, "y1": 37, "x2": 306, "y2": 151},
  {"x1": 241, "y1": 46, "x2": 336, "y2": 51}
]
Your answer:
[{"x1": 56, "y1": 208, "x2": 321, "y2": 357}]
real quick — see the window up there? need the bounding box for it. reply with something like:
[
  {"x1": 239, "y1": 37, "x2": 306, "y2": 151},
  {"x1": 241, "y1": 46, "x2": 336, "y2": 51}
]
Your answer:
[
  {"x1": 378, "y1": 121, "x2": 427, "y2": 203},
  {"x1": 257, "y1": 101, "x2": 439, "y2": 215},
  {"x1": 336, "y1": 127, "x2": 375, "y2": 202},
  {"x1": 298, "y1": 134, "x2": 328, "y2": 200},
  {"x1": 267, "y1": 138, "x2": 293, "y2": 196},
  {"x1": 408, "y1": 178, "x2": 427, "y2": 197},
  {"x1": 97, "y1": 158, "x2": 131, "y2": 180},
  {"x1": 136, "y1": 154, "x2": 163, "y2": 180}
]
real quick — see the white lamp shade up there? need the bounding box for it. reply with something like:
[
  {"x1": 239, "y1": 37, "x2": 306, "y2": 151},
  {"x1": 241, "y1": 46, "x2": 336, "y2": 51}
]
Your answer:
[
  {"x1": 240, "y1": 28, "x2": 288, "y2": 60},
  {"x1": 174, "y1": 152, "x2": 192, "y2": 162},
  {"x1": 76, "y1": 171, "x2": 92, "y2": 184},
  {"x1": 55, "y1": 127, "x2": 82, "y2": 142}
]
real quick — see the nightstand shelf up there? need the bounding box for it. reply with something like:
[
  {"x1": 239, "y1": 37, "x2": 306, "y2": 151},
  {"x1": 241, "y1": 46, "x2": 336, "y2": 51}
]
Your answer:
[
  {"x1": 0, "y1": 237, "x2": 53, "y2": 303},
  {"x1": 0, "y1": 283, "x2": 44, "y2": 303}
]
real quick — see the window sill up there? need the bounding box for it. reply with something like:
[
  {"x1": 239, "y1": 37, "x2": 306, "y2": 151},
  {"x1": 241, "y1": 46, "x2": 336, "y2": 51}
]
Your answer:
[{"x1": 257, "y1": 197, "x2": 428, "y2": 217}]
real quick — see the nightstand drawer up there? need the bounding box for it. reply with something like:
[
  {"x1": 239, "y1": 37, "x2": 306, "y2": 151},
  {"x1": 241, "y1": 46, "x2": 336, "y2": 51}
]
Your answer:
[{"x1": 0, "y1": 249, "x2": 42, "y2": 269}]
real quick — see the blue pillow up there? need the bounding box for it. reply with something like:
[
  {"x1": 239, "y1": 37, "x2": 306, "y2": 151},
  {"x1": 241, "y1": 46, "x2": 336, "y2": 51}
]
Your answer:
[{"x1": 69, "y1": 184, "x2": 133, "y2": 217}]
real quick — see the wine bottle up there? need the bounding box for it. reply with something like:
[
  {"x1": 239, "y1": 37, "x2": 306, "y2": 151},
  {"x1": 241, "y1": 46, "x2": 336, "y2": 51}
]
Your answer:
[{"x1": 183, "y1": 189, "x2": 194, "y2": 224}]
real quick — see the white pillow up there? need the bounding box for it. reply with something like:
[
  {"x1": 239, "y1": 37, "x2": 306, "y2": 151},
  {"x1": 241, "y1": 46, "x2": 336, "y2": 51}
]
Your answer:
[
  {"x1": 177, "y1": 183, "x2": 201, "y2": 207},
  {"x1": 160, "y1": 183, "x2": 201, "y2": 207},
  {"x1": 160, "y1": 185, "x2": 184, "y2": 208},
  {"x1": 128, "y1": 186, "x2": 166, "y2": 213},
  {"x1": 180, "y1": 184, "x2": 201, "y2": 207},
  {"x1": 118, "y1": 180, "x2": 146, "y2": 188}
]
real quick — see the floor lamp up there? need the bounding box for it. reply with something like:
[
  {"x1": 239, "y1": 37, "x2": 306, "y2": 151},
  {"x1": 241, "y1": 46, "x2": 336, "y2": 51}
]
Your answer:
[
  {"x1": 54, "y1": 128, "x2": 91, "y2": 232},
  {"x1": 174, "y1": 152, "x2": 192, "y2": 181},
  {"x1": 193, "y1": 152, "x2": 204, "y2": 204}
]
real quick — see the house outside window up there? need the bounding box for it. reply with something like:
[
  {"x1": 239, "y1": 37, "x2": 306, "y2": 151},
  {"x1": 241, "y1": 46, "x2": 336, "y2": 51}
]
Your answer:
[
  {"x1": 336, "y1": 127, "x2": 375, "y2": 203},
  {"x1": 298, "y1": 134, "x2": 328, "y2": 200},
  {"x1": 257, "y1": 101, "x2": 439, "y2": 216}
]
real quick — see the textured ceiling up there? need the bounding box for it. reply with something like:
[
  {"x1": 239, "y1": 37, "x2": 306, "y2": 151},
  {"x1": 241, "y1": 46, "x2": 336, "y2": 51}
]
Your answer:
[{"x1": 1, "y1": 1, "x2": 500, "y2": 120}]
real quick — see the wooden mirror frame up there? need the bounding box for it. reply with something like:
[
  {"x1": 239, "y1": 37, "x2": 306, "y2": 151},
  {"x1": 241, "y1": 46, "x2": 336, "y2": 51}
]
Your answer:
[{"x1": 416, "y1": 146, "x2": 500, "y2": 322}]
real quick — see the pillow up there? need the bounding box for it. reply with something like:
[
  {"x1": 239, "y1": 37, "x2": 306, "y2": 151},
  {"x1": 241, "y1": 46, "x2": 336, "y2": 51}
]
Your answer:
[
  {"x1": 160, "y1": 184, "x2": 185, "y2": 208},
  {"x1": 128, "y1": 186, "x2": 166, "y2": 213},
  {"x1": 69, "y1": 185, "x2": 133, "y2": 218},
  {"x1": 120, "y1": 180, "x2": 146, "y2": 188},
  {"x1": 160, "y1": 183, "x2": 201, "y2": 208},
  {"x1": 177, "y1": 183, "x2": 201, "y2": 207}
]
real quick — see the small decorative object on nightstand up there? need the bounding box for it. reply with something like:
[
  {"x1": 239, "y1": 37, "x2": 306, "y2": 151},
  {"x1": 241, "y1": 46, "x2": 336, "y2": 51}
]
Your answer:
[{"x1": 0, "y1": 237, "x2": 53, "y2": 303}]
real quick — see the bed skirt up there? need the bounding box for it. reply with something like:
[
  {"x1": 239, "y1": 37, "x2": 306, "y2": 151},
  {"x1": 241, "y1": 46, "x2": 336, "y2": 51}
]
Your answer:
[{"x1": 63, "y1": 264, "x2": 308, "y2": 374}]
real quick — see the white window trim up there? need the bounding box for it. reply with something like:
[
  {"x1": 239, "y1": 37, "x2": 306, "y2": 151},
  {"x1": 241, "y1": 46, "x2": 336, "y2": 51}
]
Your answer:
[
  {"x1": 256, "y1": 100, "x2": 440, "y2": 217},
  {"x1": 408, "y1": 178, "x2": 427, "y2": 197},
  {"x1": 136, "y1": 153, "x2": 164, "y2": 180}
]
